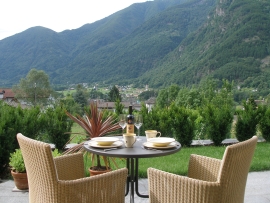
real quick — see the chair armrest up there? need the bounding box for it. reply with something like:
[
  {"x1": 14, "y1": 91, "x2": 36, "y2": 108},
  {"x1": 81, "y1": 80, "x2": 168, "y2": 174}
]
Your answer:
[
  {"x1": 54, "y1": 153, "x2": 85, "y2": 180},
  {"x1": 188, "y1": 154, "x2": 222, "y2": 182},
  {"x1": 148, "y1": 168, "x2": 220, "y2": 203},
  {"x1": 58, "y1": 168, "x2": 128, "y2": 203}
]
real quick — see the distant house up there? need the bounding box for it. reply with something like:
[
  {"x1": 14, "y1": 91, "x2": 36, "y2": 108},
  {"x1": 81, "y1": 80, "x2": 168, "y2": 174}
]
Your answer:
[
  {"x1": 94, "y1": 98, "x2": 156, "y2": 112},
  {"x1": 255, "y1": 99, "x2": 266, "y2": 106},
  {"x1": 145, "y1": 97, "x2": 156, "y2": 112},
  {"x1": 95, "y1": 100, "x2": 141, "y2": 112},
  {"x1": 0, "y1": 88, "x2": 29, "y2": 109},
  {"x1": 0, "y1": 89, "x2": 15, "y2": 102}
]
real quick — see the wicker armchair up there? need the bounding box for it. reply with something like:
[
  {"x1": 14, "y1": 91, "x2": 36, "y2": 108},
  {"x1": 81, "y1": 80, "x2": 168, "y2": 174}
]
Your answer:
[
  {"x1": 17, "y1": 133, "x2": 128, "y2": 203},
  {"x1": 148, "y1": 136, "x2": 258, "y2": 203}
]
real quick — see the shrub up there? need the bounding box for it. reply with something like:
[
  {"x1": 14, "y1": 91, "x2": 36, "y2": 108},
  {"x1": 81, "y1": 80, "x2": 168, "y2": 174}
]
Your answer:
[
  {"x1": 170, "y1": 104, "x2": 196, "y2": 146},
  {"x1": 201, "y1": 104, "x2": 233, "y2": 145},
  {"x1": 40, "y1": 105, "x2": 73, "y2": 149},
  {"x1": 157, "y1": 107, "x2": 173, "y2": 138},
  {"x1": 0, "y1": 102, "x2": 17, "y2": 176},
  {"x1": 235, "y1": 101, "x2": 259, "y2": 141},
  {"x1": 141, "y1": 104, "x2": 160, "y2": 133},
  {"x1": 258, "y1": 106, "x2": 270, "y2": 142},
  {"x1": 9, "y1": 149, "x2": 26, "y2": 173}
]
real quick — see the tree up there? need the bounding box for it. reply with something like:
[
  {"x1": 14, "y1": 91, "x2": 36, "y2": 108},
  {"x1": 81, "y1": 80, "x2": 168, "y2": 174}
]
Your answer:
[
  {"x1": 73, "y1": 84, "x2": 88, "y2": 112},
  {"x1": 108, "y1": 85, "x2": 121, "y2": 102},
  {"x1": 13, "y1": 69, "x2": 52, "y2": 106},
  {"x1": 156, "y1": 84, "x2": 180, "y2": 108},
  {"x1": 40, "y1": 105, "x2": 73, "y2": 149},
  {"x1": 115, "y1": 99, "x2": 125, "y2": 115},
  {"x1": 60, "y1": 95, "x2": 81, "y2": 115},
  {"x1": 155, "y1": 89, "x2": 168, "y2": 108},
  {"x1": 138, "y1": 90, "x2": 157, "y2": 101}
]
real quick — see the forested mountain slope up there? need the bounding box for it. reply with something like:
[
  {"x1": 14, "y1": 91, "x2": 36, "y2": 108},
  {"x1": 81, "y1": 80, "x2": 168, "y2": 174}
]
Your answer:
[
  {"x1": 137, "y1": 0, "x2": 270, "y2": 88},
  {"x1": 0, "y1": 0, "x2": 189, "y2": 86}
]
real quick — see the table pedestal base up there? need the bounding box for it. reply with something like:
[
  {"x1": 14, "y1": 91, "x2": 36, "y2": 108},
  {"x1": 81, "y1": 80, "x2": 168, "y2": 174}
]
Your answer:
[{"x1": 125, "y1": 158, "x2": 148, "y2": 203}]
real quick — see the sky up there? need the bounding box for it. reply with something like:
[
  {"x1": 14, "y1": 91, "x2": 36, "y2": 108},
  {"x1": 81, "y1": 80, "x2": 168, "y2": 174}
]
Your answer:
[{"x1": 0, "y1": 0, "x2": 147, "y2": 40}]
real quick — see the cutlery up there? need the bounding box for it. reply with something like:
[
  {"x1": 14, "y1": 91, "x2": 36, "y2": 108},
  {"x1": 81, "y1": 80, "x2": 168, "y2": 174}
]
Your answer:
[
  {"x1": 104, "y1": 148, "x2": 119, "y2": 151},
  {"x1": 141, "y1": 146, "x2": 163, "y2": 152}
]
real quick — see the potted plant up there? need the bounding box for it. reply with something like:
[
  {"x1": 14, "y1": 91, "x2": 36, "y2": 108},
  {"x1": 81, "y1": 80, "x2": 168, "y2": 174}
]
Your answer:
[
  {"x1": 65, "y1": 102, "x2": 121, "y2": 176},
  {"x1": 9, "y1": 149, "x2": 28, "y2": 190}
]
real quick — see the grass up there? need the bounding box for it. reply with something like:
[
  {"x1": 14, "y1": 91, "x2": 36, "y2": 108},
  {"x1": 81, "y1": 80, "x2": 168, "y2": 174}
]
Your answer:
[
  {"x1": 69, "y1": 123, "x2": 87, "y2": 143},
  {"x1": 71, "y1": 123, "x2": 270, "y2": 178},
  {"x1": 82, "y1": 141, "x2": 270, "y2": 178}
]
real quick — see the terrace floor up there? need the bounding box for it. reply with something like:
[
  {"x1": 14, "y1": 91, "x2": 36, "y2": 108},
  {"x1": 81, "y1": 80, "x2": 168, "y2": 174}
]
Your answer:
[{"x1": 0, "y1": 171, "x2": 270, "y2": 203}]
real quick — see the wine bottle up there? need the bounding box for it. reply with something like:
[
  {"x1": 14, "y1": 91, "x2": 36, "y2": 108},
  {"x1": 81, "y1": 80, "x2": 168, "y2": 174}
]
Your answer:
[{"x1": 126, "y1": 105, "x2": 134, "y2": 134}]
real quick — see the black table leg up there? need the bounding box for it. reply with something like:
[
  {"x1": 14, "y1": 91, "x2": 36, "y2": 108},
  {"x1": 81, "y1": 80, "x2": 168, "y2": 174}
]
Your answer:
[
  {"x1": 130, "y1": 158, "x2": 135, "y2": 203},
  {"x1": 126, "y1": 158, "x2": 149, "y2": 203},
  {"x1": 125, "y1": 158, "x2": 130, "y2": 196},
  {"x1": 135, "y1": 158, "x2": 149, "y2": 198}
]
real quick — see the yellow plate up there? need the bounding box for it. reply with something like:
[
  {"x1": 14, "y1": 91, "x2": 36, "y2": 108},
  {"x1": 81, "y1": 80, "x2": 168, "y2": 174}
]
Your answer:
[
  {"x1": 91, "y1": 137, "x2": 119, "y2": 146},
  {"x1": 89, "y1": 141, "x2": 123, "y2": 149},
  {"x1": 147, "y1": 137, "x2": 175, "y2": 147},
  {"x1": 143, "y1": 142, "x2": 177, "y2": 149}
]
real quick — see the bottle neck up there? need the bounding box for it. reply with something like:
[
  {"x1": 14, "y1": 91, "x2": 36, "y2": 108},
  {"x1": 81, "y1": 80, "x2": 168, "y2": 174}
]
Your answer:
[{"x1": 129, "y1": 106, "x2": 132, "y2": 114}]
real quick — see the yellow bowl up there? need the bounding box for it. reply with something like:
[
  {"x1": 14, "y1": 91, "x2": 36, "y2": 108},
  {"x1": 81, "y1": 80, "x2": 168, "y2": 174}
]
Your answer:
[
  {"x1": 91, "y1": 137, "x2": 119, "y2": 146},
  {"x1": 148, "y1": 137, "x2": 175, "y2": 147}
]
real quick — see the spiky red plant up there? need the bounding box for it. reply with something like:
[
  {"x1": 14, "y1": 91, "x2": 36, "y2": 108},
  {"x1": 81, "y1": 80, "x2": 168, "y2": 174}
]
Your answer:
[
  {"x1": 64, "y1": 102, "x2": 121, "y2": 169},
  {"x1": 66, "y1": 102, "x2": 120, "y2": 138}
]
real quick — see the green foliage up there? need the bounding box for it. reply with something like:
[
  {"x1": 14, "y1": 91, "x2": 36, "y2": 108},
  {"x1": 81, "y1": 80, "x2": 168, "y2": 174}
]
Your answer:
[
  {"x1": 89, "y1": 89, "x2": 105, "y2": 100},
  {"x1": 12, "y1": 69, "x2": 52, "y2": 106},
  {"x1": 258, "y1": 106, "x2": 270, "y2": 142},
  {"x1": 0, "y1": 101, "x2": 76, "y2": 177},
  {"x1": 156, "y1": 84, "x2": 181, "y2": 108},
  {"x1": 9, "y1": 149, "x2": 26, "y2": 173},
  {"x1": 156, "y1": 107, "x2": 173, "y2": 138},
  {"x1": 138, "y1": 90, "x2": 157, "y2": 101},
  {"x1": 0, "y1": 102, "x2": 17, "y2": 175},
  {"x1": 176, "y1": 87, "x2": 202, "y2": 109},
  {"x1": 20, "y1": 106, "x2": 43, "y2": 139},
  {"x1": 141, "y1": 105, "x2": 160, "y2": 133},
  {"x1": 40, "y1": 105, "x2": 73, "y2": 149},
  {"x1": 201, "y1": 104, "x2": 233, "y2": 145},
  {"x1": 155, "y1": 89, "x2": 169, "y2": 108},
  {"x1": 108, "y1": 85, "x2": 121, "y2": 102},
  {"x1": 115, "y1": 99, "x2": 125, "y2": 115},
  {"x1": 235, "y1": 100, "x2": 260, "y2": 141},
  {"x1": 52, "y1": 149, "x2": 62, "y2": 158},
  {"x1": 0, "y1": 103, "x2": 43, "y2": 175},
  {"x1": 73, "y1": 85, "x2": 88, "y2": 114},
  {"x1": 170, "y1": 104, "x2": 195, "y2": 146},
  {"x1": 60, "y1": 95, "x2": 82, "y2": 115}
]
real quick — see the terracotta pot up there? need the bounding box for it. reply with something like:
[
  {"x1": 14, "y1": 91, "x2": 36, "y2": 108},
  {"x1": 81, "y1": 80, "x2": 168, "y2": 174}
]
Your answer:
[
  {"x1": 89, "y1": 166, "x2": 111, "y2": 176},
  {"x1": 11, "y1": 170, "x2": 28, "y2": 190}
]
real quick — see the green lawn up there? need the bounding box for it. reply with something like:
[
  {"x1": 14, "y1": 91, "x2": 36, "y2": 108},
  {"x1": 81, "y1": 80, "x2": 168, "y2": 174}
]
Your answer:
[{"x1": 70, "y1": 117, "x2": 270, "y2": 178}]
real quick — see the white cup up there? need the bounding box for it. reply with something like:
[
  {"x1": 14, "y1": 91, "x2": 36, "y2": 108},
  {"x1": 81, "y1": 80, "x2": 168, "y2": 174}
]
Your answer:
[
  {"x1": 145, "y1": 130, "x2": 161, "y2": 141},
  {"x1": 123, "y1": 133, "x2": 137, "y2": 148}
]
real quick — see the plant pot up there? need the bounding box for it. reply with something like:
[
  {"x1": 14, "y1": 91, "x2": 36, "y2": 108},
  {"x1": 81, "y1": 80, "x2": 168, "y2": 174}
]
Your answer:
[
  {"x1": 89, "y1": 166, "x2": 111, "y2": 176},
  {"x1": 11, "y1": 170, "x2": 28, "y2": 190}
]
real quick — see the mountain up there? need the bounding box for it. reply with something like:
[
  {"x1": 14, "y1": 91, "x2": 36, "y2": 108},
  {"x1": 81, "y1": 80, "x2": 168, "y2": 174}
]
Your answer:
[
  {"x1": 0, "y1": 0, "x2": 189, "y2": 86},
  {"x1": 137, "y1": 0, "x2": 270, "y2": 88},
  {"x1": 1, "y1": 0, "x2": 269, "y2": 91},
  {"x1": 0, "y1": 0, "x2": 213, "y2": 87}
]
